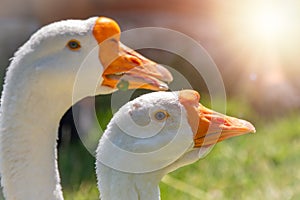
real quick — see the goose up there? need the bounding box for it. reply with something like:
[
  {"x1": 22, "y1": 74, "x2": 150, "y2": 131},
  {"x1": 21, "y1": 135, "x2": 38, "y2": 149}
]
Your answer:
[
  {"x1": 96, "y1": 89, "x2": 255, "y2": 200},
  {"x1": 0, "y1": 16, "x2": 172, "y2": 200}
]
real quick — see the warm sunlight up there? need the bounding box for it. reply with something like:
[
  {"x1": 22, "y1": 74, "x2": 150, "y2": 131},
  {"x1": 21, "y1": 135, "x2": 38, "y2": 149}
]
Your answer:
[
  {"x1": 213, "y1": 1, "x2": 299, "y2": 51},
  {"x1": 237, "y1": 1, "x2": 299, "y2": 48},
  {"x1": 247, "y1": 5, "x2": 293, "y2": 42}
]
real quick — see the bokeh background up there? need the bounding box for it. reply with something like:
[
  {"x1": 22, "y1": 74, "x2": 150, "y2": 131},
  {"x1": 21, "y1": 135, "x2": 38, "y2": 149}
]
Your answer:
[{"x1": 0, "y1": 0, "x2": 300, "y2": 199}]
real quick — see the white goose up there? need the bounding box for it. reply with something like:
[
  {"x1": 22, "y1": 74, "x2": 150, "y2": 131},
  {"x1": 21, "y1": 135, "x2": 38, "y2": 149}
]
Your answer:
[
  {"x1": 0, "y1": 17, "x2": 172, "y2": 200},
  {"x1": 96, "y1": 90, "x2": 255, "y2": 200}
]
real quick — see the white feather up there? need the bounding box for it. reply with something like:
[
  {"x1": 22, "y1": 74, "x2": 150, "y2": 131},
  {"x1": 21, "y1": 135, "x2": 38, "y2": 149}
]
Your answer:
[
  {"x1": 0, "y1": 17, "x2": 106, "y2": 200},
  {"x1": 96, "y1": 91, "x2": 208, "y2": 200}
]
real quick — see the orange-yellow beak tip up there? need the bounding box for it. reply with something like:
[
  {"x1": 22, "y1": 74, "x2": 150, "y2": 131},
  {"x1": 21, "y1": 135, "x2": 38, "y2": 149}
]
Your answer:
[{"x1": 240, "y1": 119, "x2": 256, "y2": 133}]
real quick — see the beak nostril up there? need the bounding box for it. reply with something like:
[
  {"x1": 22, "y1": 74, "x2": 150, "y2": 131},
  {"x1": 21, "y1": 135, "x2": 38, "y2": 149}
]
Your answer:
[
  {"x1": 128, "y1": 56, "x2": 141, "y2": 66},
  {"x1": 213, "y1": 117, "x2": 226, "y2": 125}
]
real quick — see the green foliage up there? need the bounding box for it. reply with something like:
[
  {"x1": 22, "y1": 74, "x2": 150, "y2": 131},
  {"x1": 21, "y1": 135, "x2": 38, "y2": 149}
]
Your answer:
[{"x1": 59, "y1": 141, "x2": 97, "y2": 195}]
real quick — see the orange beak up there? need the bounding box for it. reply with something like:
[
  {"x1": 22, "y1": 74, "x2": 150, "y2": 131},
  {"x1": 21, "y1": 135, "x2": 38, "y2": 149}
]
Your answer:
[
  {"x1": 93, "y1": 17, "x2": 173, "y2": 91},
  {"x1": 178, "y1": 90, "x2": 256, "y2": 147}
]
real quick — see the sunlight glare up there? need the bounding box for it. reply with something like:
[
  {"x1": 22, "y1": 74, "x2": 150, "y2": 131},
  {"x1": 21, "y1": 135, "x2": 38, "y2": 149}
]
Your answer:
[
  {"x1": 240, "y1": 2, "x2": 295, "y2": 44},
  {"x1": 249, "y1": 6, "x2": 291, "y2": 42}
]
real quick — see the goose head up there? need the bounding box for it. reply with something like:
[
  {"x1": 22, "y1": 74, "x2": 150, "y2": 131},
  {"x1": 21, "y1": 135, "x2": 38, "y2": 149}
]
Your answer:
[
  {"x1": 7, "y1": 16, "x2": 172, "y2": 106},
  {"x1": 97, "y1": 89, "x2": 255, "y2": 173},
  {"x1": 96, "y1": 90, "x2": 255, "y2": 199}
]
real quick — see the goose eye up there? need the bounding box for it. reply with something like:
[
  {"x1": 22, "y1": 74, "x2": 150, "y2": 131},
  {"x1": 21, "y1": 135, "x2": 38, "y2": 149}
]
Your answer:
[
  {"x1": 154, "y1": 110, "x2": 168, "y2": 121},
  {"x1": 67, "y1": 39, "x2": 81, "y2": 50}
]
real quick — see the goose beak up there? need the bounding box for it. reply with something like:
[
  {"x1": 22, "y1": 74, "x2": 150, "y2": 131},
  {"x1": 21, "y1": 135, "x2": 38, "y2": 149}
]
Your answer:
[
  {"x1": 178, "y1": 90, "x2": 256, "y2": 148},
  {"x1": 93, "y1": 17, "x2": 173, "y2": 91}
]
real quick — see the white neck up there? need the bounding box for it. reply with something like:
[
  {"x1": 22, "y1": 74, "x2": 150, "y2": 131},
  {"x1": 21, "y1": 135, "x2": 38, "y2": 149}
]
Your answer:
[
  {"x1": 97, "y1": 163, "x2": 162, "y2": 200},
  {"x1": 0, "y1": 61, "x2": 71, "y2": 200},
  {"x1": 96, "y1": 148, "x2": 209, "y2": 200}
]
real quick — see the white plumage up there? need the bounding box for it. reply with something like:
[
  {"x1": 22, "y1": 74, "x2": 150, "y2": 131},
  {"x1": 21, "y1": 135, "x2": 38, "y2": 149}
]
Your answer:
[
  {"x1": 96, "y1": 90, "x2": 255, "y2": 200},
  {"x1": 0, "y1": 16, "x2": 172, "y2": 200}
]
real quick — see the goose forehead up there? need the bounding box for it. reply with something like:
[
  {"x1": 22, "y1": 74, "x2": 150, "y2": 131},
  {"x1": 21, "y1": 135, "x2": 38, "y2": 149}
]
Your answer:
[
  {"x1": 132, "y1": 91, "x2": 180, "y2": 106},
  {"x1": 29, "y1": 17, "x2": 98, "y2": 48},
  {"x1": 40, "y1": 17, "x2": 97, "y2": 36}
]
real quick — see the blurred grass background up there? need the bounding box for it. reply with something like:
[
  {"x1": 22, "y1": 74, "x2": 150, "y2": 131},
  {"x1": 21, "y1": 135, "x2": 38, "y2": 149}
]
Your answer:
[{"x1": 1, "y1": 0, "x2": 300, "y2": 199}]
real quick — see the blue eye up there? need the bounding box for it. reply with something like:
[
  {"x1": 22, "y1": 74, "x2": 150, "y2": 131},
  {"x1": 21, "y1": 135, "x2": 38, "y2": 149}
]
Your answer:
[
  {"x1": 154, "y1": 111, "x2": 168, "y2": 121},
  {"x1": 67, "y1": 39, "x2": 81, "y2": 50}
]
